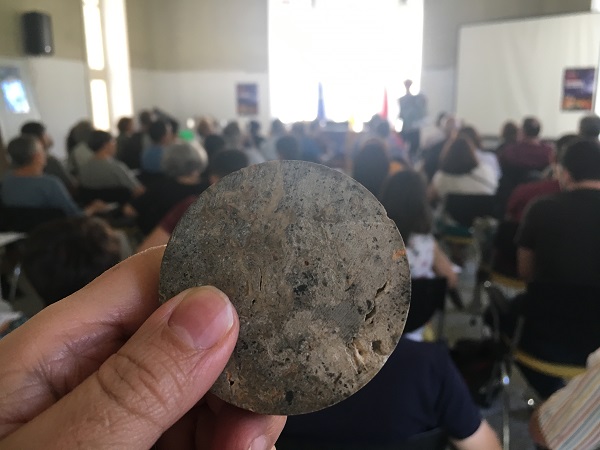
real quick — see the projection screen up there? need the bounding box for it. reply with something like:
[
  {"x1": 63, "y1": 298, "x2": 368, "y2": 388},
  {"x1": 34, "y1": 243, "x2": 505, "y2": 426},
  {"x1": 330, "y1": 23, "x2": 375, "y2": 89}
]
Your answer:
[{"x1": 456, "y1": 13, "x2": 600, "y2": 138}]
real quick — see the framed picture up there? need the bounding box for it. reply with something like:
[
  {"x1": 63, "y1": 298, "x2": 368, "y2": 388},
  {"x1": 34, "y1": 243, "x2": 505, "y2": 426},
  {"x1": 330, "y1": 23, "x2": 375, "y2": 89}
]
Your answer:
[
  {"x1": 561, "y1": 67, "x2": 596, "y2": 111},
  {"x1": 237, "y1": 83, "x2": 258, "y2": 116}
]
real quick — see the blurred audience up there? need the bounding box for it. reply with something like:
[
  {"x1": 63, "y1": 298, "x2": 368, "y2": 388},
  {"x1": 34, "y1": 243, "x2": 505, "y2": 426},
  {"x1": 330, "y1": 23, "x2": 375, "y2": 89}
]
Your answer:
[
  {"x1": 430, "y1": 136, "x2": 498, "y2": 202},
  {"x1": 260, "y1": 119, "x2": 287, "y2": 161},
  {"x1": 21, "y1": 121, "x2": 77, "y2": 194},
  {"x1": 66, "y1": 120, "x2": 94, "y2": 177},
  {"x1": 22, "y1": 217, "x2": 122, "y2": 306},
  {"x1": 352, "y1": 138, "x2": 390, "y2": 197},
  {"x1": 1, "y1": 135, "x2": 104, "y2": 216},
  {"x1": 115, "y1": 116, "x2": 136, "y2": 168},
  {"x1": 137, "y1": 149, "x2": 249, "y2": 251},
  {"x1": 460, "y1": 125, "x2": 501, "y2": 181},
  {"x1": 142, "y1": 120, "x2": 174, "y2": 173},
  {"x1": 79, "y1": 130, "x2": 145, "y2": 196},
  {"x1": 125, "y1": 142, "x2": 209, "y2": 234}
]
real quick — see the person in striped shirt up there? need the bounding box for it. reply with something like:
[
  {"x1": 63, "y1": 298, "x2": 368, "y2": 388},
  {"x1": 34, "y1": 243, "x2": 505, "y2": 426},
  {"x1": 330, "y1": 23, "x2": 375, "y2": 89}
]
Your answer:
[{"x1": 530, "y1": 347, "x2": 600, "y2": 450}]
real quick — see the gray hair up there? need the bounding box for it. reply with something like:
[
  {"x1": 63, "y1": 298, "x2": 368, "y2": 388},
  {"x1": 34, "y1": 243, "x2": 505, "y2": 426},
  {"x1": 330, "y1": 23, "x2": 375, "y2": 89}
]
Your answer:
[
  {"x1": 8, "y1": 135, "x2": 39, "y2": 168},
  {"x1": 162, "y1": 142, "x2": 208, "y2": 178}
]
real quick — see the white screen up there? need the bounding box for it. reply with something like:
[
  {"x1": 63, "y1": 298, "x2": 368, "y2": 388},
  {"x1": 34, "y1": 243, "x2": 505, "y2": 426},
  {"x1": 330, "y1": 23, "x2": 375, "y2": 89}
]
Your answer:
[
  {"x1": 1, "y1": 78, "x2": 31, "y2": 114},
  {"x1": 456, "y1": 13, "x2": 600, "y2": 138}
]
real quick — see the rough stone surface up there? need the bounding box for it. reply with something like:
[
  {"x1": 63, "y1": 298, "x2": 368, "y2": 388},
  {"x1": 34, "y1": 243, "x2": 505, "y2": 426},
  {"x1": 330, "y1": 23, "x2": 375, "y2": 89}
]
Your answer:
[{"x1": 159, "y1": 161, "x2": 410, "y2": 415}]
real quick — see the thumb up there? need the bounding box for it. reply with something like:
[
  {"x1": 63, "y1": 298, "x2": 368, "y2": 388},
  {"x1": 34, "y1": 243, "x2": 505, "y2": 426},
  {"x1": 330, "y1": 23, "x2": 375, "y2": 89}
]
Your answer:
[{"x1": 3, "y1": 286, "x2": 238, "y2": 449}]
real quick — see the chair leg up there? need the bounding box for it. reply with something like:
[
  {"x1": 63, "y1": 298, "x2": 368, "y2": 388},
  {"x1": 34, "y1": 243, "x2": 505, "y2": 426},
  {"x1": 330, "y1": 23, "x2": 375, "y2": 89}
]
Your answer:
[
  {"x1": 501, "y1": 359, "x2": 511, "y2": 450},
  {"x1": 9, "y1": 264, "x2": 21, "y2": 303},
  {"x1": 436, "y1": 310, "x2": 445, "y2": 342}
]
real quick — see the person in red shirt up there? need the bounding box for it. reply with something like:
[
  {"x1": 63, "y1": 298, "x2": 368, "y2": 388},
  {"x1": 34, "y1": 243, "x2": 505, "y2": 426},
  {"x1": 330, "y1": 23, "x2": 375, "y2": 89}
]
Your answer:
[
  {"x1": 506, "y1": 134, "x2": 579, "y2": 222},
  {"x1": 498, "y1": 117, "x2": 553, "y2": 171}
]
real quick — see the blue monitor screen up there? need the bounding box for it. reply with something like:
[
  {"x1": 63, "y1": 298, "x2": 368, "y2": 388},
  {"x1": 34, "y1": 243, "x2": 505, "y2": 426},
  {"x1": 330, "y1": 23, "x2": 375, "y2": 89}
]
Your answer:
[{"x1": 1, "y1": 78, "x2": 31, "y2": 114}]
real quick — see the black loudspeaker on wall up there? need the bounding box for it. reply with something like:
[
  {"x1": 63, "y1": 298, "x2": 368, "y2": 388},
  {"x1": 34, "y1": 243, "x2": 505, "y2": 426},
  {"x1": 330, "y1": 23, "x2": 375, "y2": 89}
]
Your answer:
[{"x1": 22, "y1": 12, "x2": 54, "y2": 56}]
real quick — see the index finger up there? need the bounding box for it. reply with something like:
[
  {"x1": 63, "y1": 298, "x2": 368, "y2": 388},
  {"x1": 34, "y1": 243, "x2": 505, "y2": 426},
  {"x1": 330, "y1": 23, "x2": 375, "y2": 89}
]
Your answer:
[{"x1": 0, "y1": 246, "x2": 166, "y2": 437}]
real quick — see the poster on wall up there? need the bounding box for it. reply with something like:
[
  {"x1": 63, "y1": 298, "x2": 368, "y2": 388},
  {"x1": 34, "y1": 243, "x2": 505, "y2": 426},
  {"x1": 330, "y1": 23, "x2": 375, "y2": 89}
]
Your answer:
[
  {"x1": 236, "y1": 83, "x2": 258, "y2": 116},
  {"x1": 561, "y1": 67, "x2": 596, "y2": 111}
]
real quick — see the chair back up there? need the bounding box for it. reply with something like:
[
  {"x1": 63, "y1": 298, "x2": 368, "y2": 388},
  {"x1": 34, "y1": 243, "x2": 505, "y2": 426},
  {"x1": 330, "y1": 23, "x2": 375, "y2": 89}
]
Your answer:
[
  {"x1": 137, "y1": 172, "x2": 168, "y2": 190},
  {"x1": 0, "y1": 205, "x2": 66, "y2": 233},
  {"x1": 520, "y1": 282, "x2": 600, "y2": 366},
  {"x1": 444, "y1": 194, "x2": 497, "y2": 228},
  {"x1": 491, "y1": 220, "x2": 520, "y2": 278},
  {"x1": 405, "y1": 278, "x2": 447, "y2": 337},
  {"x1": 78, "y1": 187, "x2": 132, "y2": 206}
]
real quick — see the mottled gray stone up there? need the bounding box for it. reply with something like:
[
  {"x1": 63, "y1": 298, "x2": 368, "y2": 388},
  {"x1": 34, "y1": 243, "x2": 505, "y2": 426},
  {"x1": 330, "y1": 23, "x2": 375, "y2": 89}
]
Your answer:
[{"x1": 159, "y1": 160, "x2": 410, "y2": 415}]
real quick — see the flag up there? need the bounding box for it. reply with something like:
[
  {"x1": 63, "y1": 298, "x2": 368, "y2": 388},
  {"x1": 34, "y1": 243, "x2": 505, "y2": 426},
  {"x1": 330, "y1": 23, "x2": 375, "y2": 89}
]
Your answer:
[
  {"x1": 380, "y1": 87, "x2": 388, "y2": 119},
  {"x1": 317, "y1": 82, "x2": 326, "y2": 122}
]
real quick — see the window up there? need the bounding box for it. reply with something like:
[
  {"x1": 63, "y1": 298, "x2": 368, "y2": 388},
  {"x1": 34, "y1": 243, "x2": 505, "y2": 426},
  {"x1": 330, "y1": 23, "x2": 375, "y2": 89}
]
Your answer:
[
  {"x1": 83, "y1": 0, "x2": 105, "y2": 71},
  {"x1": 269, "y1": 0, "x2": 424, "y2": 125},
  {"x1": 82, "y1": 0, "x2": 133, "y2": 131},
  {"x1": 90, "y1": 79, "x2": 110, "y2": 131}
]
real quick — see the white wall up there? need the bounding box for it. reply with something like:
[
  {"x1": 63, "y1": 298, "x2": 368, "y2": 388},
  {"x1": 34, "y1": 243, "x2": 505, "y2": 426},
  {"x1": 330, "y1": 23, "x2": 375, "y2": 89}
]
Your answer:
[
  {"x1": 421, "y1": 68, "x2": 456, "y2": 118},
  {"x1": 0, "y1": 57, "x2": 90, "y2": 159},
  {"x1": 29, "y1": 58, "x2": 90, "y2": 158},
  {"x1": 131, "y1": 68, "x2": 270, "y2": 129},
  {"x1": 456, "y1": 13, "x2": 600, "y2": 138}
]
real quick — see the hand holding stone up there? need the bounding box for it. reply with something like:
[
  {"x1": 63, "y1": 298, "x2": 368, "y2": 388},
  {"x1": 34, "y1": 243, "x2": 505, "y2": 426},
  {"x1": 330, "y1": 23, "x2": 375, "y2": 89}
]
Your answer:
[{"x1": 0, "y1": 247, "x2": 285, "y2": 449}]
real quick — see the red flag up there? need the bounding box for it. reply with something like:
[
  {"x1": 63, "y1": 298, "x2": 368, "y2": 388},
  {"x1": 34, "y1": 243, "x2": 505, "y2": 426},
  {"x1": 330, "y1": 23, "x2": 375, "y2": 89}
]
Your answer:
[{"x1": 380, "y1": 88, "x2": 388, "y2": 119}]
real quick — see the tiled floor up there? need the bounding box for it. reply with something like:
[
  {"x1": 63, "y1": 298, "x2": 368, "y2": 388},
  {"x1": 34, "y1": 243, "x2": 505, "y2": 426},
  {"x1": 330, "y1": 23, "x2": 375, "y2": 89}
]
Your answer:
[{"x1": 445, "y1": 259, "x2": 537, "y2": 450}]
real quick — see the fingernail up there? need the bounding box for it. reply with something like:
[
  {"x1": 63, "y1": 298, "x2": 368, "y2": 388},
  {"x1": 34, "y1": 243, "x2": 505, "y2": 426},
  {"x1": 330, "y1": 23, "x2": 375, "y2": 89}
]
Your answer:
[
  {"x1": 169, "y1": 287, "x2": 234, "y2": 349},
  {"x1": 249, "y1": 435, "x2": 269, "y2": 450}
]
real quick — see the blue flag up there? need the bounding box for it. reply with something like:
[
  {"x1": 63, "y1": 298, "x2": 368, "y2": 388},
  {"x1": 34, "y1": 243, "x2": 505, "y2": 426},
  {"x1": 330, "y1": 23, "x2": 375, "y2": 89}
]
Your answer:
[{"x1": 317, "y1": 82, "x2": 326, "y2": 122}]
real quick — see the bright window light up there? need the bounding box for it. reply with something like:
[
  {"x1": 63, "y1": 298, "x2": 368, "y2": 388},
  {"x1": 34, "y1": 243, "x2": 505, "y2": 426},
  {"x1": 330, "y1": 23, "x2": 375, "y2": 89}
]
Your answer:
[
  {"x1": 269, "y1": 0, "x2": 423, "y2": 124},
  {"x1": 102, "y1": 0, "x2": 133, "y2": 121},
  {"x1": 90, "y1": 79, "x2": 111, "y2": 130},
  {"x1": 83, "y1": 0, "x2": 105, "y2": 71}
]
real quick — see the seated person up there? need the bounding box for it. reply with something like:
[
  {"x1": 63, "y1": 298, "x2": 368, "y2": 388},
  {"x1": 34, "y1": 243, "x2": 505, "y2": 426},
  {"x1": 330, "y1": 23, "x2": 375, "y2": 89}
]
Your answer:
[
  {"x1": 141, "y1": 120, "x2": 174, "y2": 173},
  {"x1": 20, "y1": 121, "x2": 77, "y2": 194},
  {"x1": 118, "y1": 110, "x2": 154, "y2": 170},
  {"x1": 137, "y1": 149, "x2": 249, "y2": 251},
  {"x1": 0, "y1": 246, "x2": 286, "y2": 448},
  {"x1": 352, "y1": 139, "x2": 390, "y2": 197},
  {"x1": 460, "y1": 125, "x2": 501, "y2": 181},
  {"x1": 204, "y1": 134, "x2": 226, "y2": 163},
  {"x1": 579, "y1": 114, "x2": 600, "y2": 140},
  {"x1": 529, "y1": 347, "x2": 600, "y2": 450},
  {"x1": 419, "y1": 115, "x2": 459, "y2": 181},
  {"x1": 0, "y1": 216, "x2": 123, "y2": 339},
  {"x1": 124, "y1": 142, "x2": 209, "y2": 234},
  {"x1": 498, "y1": 117, "x2": 553, "y2": 172},
  {"x1": 517, "y1": 139, "x2": 600, "y2": 287},
  {"x1": 66, "y1": 120, "x2": 94, "y2": 177},
  {"x1": 279, "y1": 338, "x2": 501, "y2": 450},
  {"x1": 260, "y1": 119, "x2": 287, "y2": 161},
  {"x1": 380, "y1": 170, "x2": 457, "y2": 340},
  {"x1": 506, "y1": 139, "x2": 600, "y2": 398},
  {"x1": 506, "y1": 134, "x2": 579, "y2": 222},
  {"x1": 430, "y1": 136, "x2": 498, "y2": 202},
  {"x1": 22, "y1": 217, "x2": 122, "y2": 306},
  {"x1": 223, "y1": 120, "x2": 265, "y2": 166},
  {"x1": 276, "y1": 135, "x2": 301, "y2": 161},
  {"x1": 114, "y1": 116, "x2": 136, "y2": 168},
  {"x1": 496, "y1": 117, "x2": 553, "y2": 210},
  {"x1": 79, "y1": 130, "x2": 145, "y2": 197},
  {"x1": 1, "y1": 136, "x2": 104, "y2": 217},
  {"x1": 381, "y1": 171, "x2": 457, "y2": 286}
]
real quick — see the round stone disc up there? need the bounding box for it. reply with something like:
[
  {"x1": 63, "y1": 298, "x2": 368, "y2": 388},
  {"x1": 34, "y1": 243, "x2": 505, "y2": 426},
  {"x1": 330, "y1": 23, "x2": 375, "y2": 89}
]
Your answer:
[{"x1": 159, "y1": 160, "x2": 410, "y2": 415}]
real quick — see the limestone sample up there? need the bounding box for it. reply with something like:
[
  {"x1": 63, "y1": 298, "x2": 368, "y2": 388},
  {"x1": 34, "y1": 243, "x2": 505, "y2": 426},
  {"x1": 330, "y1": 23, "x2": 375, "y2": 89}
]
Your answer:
[{"x1": 159, "y1": 160, "x2": 410, "y2": 415}]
